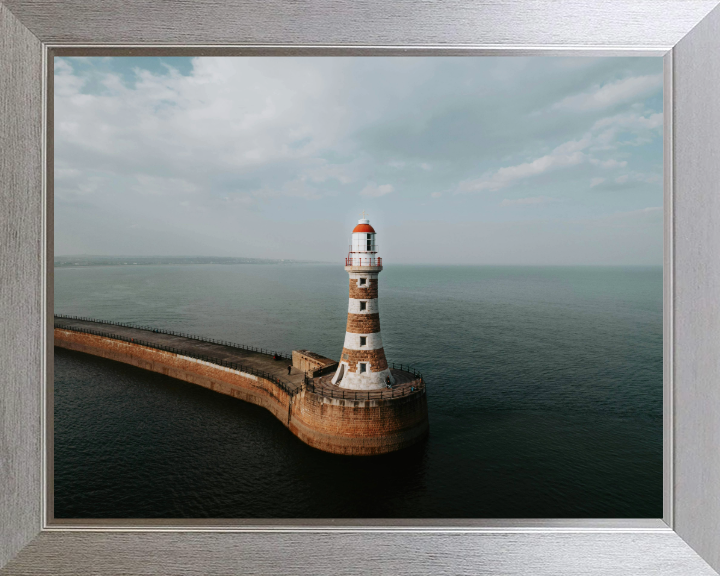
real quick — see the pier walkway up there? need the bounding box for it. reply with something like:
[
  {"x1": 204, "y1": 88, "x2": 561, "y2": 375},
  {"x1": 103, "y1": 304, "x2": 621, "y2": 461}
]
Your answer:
[{"x1": 54, "y1": 315, "x2": 305, "y2": 393}]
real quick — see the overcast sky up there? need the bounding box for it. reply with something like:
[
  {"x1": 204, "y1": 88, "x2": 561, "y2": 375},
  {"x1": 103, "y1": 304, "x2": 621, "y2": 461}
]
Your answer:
[{"x1": 55, "y1": 56, "x2": 663, "y2": 265}]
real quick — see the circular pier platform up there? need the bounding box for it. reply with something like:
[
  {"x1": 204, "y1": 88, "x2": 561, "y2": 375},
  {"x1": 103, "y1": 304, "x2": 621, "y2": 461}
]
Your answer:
[{"x1": 308, "y1": 368, "x2": 423, "y2": 401}]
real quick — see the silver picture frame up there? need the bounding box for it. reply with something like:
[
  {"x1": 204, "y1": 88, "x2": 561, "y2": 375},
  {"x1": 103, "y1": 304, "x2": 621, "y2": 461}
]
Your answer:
[{"x1": 2, "y1": 0, "x2": 720, "y2": 573}]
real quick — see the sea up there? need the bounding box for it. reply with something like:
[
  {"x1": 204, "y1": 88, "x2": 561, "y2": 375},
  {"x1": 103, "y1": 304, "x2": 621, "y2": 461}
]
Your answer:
[{"x1": 54, "y1": 263, "x2": 662, "y2": 518}]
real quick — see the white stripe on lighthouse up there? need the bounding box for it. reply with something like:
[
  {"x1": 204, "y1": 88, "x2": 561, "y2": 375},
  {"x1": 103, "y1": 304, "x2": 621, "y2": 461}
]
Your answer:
[{"x1": 342, "y1": 332, "x2": 384, "y2": 350}]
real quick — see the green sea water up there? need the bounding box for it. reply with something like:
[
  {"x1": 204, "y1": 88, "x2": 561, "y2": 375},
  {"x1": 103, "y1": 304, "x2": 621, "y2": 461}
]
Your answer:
[{"x1": 54, "y1": 263, "x2": 662, "y2": 517}]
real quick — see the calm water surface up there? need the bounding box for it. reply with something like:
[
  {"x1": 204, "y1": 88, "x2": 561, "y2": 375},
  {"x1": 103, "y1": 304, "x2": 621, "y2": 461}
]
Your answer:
[{"x1": 54, "y1": 264, "x2": 662, "y2": 517}]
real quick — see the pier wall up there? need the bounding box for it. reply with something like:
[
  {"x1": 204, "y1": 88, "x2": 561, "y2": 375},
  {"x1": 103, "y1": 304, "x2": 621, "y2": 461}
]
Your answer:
[
  {"x1": 290, "y1": 390, "x2": 429, "y2": 455},
  {"x1": 54, "y1": 329, "x2": 292, "y2": 425},
  {"x1": 55, "y1": 328, "x2": 429, "y2": 456}
]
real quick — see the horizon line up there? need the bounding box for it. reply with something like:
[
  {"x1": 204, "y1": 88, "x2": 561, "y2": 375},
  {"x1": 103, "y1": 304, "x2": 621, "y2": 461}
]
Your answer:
[{"x1": 53, "y1": 255, "x2": 662, "y2": 267}]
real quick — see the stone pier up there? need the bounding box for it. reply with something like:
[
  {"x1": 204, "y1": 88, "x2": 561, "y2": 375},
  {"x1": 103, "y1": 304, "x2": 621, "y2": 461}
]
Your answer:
[{"x1": 54, "y1": 316, "x2": 429, "y2": 456}]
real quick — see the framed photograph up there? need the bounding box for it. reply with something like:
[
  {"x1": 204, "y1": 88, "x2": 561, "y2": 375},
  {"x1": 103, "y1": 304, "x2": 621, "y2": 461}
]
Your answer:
[
  {"x1": 2, "y1": 1, "x2": 720, "y2": 574},
  {"x1": 51, "y1": 52, "x2": 664, "y2": 521}
]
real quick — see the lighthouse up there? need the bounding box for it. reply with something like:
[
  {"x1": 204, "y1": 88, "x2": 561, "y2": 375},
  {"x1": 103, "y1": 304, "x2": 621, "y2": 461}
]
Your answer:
[{"x1": 331, "y1": 214, "x2": 395, "y2": 390}]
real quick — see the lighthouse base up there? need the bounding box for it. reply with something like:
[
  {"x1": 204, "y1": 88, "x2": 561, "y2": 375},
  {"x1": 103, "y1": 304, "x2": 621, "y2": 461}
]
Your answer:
[
  {"x1": 331, "y1": 363, "x2": 395, "y2": 389},
  {"x1": 293, "y1": 369, "x2": 429, "y2": 455}
]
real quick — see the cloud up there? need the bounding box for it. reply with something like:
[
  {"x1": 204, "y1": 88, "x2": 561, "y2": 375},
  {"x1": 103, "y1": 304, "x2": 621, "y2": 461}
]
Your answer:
[
  {"x1": 589, "y1": 171, "x2": 662, "y2": 192},
  {"x1": 132, "y1": 175, "x2": 198, "y2": 196},
  {"x1": 55, "y1": 58, "x2": 662, "y2": 207},
  {"x1": 617, "y1": 172, "x2": 661, "y2": 185},
  {"x1": 501, "y1": 196, "x2": 558, "y2": 206},
  {"x1": 590, "y1": 111, "x2": 663, "y2": 149},
  {"x1": 223, "y1": 193, "x2": 258, "y2": 207},
  {"x1": 389, "y1": 160, "x2": 431, "y2": 171},
  {"x1": 590, "y1": 158, "x2": 628, "y2": 169},
  {"x1": 54, "y1": 57, "x2": 366, "y2": 208},
  {"x1": 631, "y1": 206, "x2": 662, "y2": 214},
  {"x1": 248, "y1": 178, "x2": 324, "y2": 201},
  {"x1": 455, "y1": 109, "x2": 660, "y2": 194},
  {"x1": 302, "y1": 160, "x2": 356, "y2": 184},
  {"x1": 457, "y1": 136, "x2": 590, "y2": 193},
  {"x1": 597, "y1": 206, "x2": 663, "y2": 227},
  {"x1": 359, "y1": 182, "x2": 394, "y2": 198},
  {"x1": 592, "y1": 111, "x2": 663, "y2": 132},
  {"x1": 53, "y1": 56, "x2": 663, "y2": 264},
  {"x1": 552, "y1": 74, "x2": 663, "y2": 111},
  {"x1": 55, "y1": 167, "x2": 81, "y2": 180}
]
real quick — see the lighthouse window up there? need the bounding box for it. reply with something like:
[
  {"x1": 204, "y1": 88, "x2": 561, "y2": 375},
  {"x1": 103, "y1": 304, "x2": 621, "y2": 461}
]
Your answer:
[
  {"x1": 359, "y1": 278, "x2": 366, "y2": 286},
  {"x1": 359, "y1": 363, "x2": 367, "y2": 373},
  {"x1": 360, "y1": 336, "x2": 367, "y2": 346},
  {"x1": 359, "y1": 301, "x2": 367, "y2": 311}
]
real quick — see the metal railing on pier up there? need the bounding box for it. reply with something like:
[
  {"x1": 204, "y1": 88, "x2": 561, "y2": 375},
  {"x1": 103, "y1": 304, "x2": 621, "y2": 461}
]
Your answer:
[
  {"x1": 54, "y1": 314, "x2": 291, "y2": 360},
  {"x1": 54, "y1": 321, "x2": 298, "y2": 396},
  {"x1": 391, "y1": 362, "x2": 423, "y2": 378}
]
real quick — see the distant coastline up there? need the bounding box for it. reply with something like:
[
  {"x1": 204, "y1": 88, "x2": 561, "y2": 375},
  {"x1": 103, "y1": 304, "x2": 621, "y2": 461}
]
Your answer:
[
  {"x1": 55, "y1": 256, "x2": 663, "y2": 269},
  {"x1": 54, "y1": 256, "x2": 326, "y2": 268}
]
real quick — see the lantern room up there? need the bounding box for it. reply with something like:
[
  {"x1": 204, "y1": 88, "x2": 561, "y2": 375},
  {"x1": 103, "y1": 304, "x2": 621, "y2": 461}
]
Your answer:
[{"x1": 346, "y1": 218, "x2": 381, "y2": 267}]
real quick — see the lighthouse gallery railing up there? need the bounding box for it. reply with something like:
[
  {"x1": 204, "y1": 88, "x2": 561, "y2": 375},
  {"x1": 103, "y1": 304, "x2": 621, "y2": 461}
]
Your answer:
[{"x1": 345, "y1": 256, "x2": 382, "y2": 267}]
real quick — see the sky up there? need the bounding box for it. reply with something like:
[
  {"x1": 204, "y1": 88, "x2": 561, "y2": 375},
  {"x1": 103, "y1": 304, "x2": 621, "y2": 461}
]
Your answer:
[{"x1": 54, "y1": 56, "x2": 663, "y2": 265}]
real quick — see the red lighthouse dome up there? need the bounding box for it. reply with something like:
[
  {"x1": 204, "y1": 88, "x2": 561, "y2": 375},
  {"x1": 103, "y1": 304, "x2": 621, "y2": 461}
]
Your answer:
[{"x1": 352, "y1": 223, "x2": 376, "y2": 233}]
